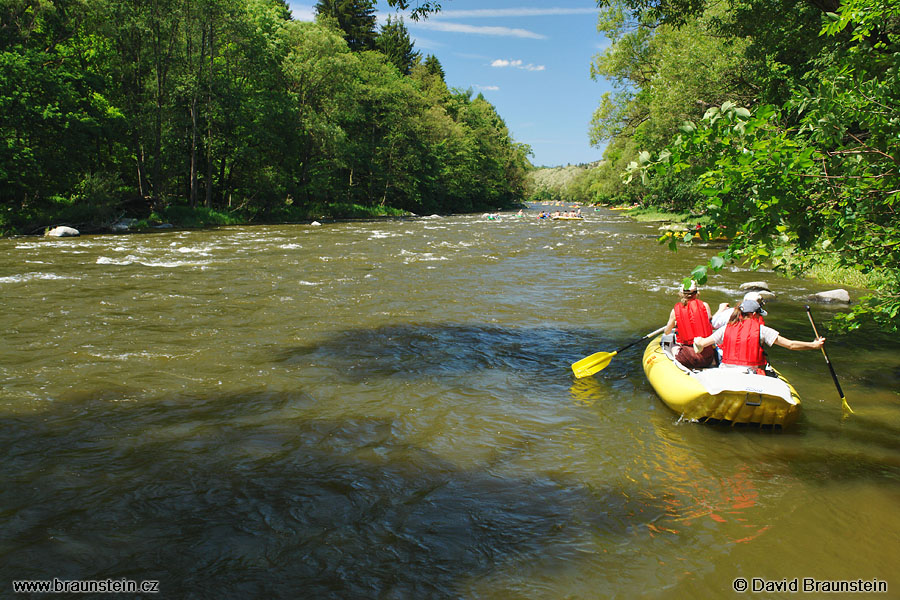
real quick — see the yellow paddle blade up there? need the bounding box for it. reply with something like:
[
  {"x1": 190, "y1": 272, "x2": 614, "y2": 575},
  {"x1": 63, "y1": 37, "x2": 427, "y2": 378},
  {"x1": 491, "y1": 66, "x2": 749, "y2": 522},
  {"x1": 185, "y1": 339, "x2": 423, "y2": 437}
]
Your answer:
[
  {"x1": 841, "y1": 397, "x2": 854, "y2": 415},
  {"x1": 571, "y1": 351, "x2": 618, "y2": 379}
]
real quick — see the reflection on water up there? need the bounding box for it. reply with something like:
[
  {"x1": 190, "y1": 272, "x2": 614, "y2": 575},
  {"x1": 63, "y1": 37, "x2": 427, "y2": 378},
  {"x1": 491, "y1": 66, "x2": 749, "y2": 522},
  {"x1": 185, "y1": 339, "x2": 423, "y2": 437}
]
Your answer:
[{"x1": 1, "y1": 209, "x2": 898, "y2": 598}]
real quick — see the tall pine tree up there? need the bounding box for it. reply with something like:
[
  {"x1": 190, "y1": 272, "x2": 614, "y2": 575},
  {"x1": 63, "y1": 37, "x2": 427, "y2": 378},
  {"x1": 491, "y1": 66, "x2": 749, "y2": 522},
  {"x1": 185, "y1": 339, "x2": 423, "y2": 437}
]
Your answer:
[
  {"x1": 376, "y1": 16, "x2": 419, "y2": 75},
  {"x1": 314, "y1": 0, "x2": 377, "y2": 52}
]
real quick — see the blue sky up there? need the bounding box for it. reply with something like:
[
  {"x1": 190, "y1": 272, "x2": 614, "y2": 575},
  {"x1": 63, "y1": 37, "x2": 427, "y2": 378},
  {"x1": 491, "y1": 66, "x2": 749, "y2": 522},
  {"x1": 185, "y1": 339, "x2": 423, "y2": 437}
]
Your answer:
[{"x1": 287, "y1": 1, "x2": 613, "y2": 167}]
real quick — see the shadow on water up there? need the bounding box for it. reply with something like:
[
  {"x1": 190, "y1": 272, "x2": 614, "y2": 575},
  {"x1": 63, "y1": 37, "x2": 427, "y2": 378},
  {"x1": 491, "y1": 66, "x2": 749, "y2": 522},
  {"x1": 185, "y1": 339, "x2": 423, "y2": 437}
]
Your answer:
[
  {"x1": 276, "y1": 322, "x2": 642, "y2": 385},
  {"x1": 760, "y1": 414, "x2": 900, "y2": 484},
  {"x1": 1, "y1": 390, "x2": 677, "y2": 599}
]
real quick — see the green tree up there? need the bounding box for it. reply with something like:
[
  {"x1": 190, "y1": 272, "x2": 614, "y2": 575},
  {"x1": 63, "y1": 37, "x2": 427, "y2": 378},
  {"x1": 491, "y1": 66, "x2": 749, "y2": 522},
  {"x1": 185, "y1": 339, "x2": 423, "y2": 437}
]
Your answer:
[
  {"x1": 0, "y1": 0, "x2": 534, "y2": 233},
  {"x1": 315, "y1": 0, "x2": 377, "y2": 52},
  {"x1": 422, "y1": 54, "x2": 445, "y2": 80},
  {"x1": 588, "y1": 1, "x2": 750, "y2": 209},
  {"x1": 280, "y1": 20, "x2": 359, "y2": 205},
  {"x1": 376, "y1": 15, "x2": 419, "y2": 75},
  {"x1": 0, "y1": 0, "x2": 126, "y2": 231}
]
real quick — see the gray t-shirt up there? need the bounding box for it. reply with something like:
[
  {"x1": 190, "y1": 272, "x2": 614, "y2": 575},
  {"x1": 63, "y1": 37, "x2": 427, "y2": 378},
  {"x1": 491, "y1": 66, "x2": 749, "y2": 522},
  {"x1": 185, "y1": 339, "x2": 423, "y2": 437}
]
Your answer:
[
  {"x1": 710, "y1": 323, "x2": 780, "y2": 347},
  {"x1": 710, "y1": 307, "x2": 731, "y2": 329}
]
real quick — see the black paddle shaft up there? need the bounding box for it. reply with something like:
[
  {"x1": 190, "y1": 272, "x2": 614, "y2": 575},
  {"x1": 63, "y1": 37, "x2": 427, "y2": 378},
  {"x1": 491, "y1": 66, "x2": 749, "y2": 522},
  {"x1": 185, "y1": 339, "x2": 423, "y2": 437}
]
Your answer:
[
  {"x1": 805, "y1": 305, "x2": 846, "y2": 399},
  {"x1": 615, "y1": 327, "x2": 665, "y2": 354}
]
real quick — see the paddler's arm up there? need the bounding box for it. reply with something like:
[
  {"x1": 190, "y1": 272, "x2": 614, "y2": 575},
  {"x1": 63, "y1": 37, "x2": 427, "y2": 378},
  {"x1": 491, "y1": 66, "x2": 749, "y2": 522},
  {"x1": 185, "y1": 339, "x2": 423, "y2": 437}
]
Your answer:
[
  {"x1": 664, "y1": 309, "x2": 677, "y2": 335},
  {"x1": 692, "y1": 327, "x2": 724, "y2": 354},
  {"x1": 773, "y1": 335, "x2": 825, "y2": 351},
  {"x1": 692, "y1": 334, "x2": 713, "y2": 354}
]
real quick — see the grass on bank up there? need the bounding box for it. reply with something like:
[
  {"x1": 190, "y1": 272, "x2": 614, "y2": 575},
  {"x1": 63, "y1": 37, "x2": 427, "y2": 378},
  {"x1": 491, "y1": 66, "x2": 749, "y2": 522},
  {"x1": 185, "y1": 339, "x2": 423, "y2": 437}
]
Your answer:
[
  {"x1": 798, "y1": 257, "x2": 887, "y2": 291},
  {"x1": 620, "y1": 206, "x2": 711, "y2": 226},
  {"x1": 609, "y1": 204, "x2": 883, "y2": 292}
]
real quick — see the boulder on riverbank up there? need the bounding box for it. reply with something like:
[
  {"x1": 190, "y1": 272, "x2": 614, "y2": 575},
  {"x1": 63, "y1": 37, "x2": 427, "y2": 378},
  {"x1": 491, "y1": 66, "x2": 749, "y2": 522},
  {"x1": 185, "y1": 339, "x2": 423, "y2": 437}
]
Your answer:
[
  {"x1": 809, "y1": 289, "x2": 851, "y2": 304},
  {"x1": 45, "y1": 226, "x2": 80, "y2": 237},
  {"x1": 111, "y1": 218, "x2": 138, "y2": 232}
]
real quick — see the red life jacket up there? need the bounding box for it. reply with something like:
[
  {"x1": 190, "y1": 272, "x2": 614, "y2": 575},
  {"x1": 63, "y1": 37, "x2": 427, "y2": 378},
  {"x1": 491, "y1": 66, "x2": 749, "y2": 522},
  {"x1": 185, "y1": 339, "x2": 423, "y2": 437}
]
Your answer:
[
  {"x1": 673, "y1": 298, "x2": 712, "y2": 345},
  {"x1": 722, "y1": 318, "x2": 767, "y2": 367}
]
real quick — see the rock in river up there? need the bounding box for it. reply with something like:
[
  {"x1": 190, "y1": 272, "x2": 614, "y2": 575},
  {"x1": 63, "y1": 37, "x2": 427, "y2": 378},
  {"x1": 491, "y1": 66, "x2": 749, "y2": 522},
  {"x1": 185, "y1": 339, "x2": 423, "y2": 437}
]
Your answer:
[
  {"x1": 740, "y1": 281, "x2": 770, "y2": 291},
  {"x1": 809, "y1": 289, "x2": 851, "y2": 304},
  {"x1": 45, "y1": 226, "x2": 80, "y2": 237}
]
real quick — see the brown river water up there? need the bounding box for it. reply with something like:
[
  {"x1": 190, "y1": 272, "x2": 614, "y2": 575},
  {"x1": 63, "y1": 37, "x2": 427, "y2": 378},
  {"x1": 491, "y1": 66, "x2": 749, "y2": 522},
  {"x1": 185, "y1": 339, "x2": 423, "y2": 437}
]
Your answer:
[{"x1": 1, "y1": 207, "x2": 898, "y2": 598}]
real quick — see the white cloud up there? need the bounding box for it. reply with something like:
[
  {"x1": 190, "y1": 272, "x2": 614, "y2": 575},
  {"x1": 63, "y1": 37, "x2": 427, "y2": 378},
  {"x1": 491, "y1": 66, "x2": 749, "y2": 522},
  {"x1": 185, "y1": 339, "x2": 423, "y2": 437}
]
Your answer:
[
  {"x1": 410, "y1": 35, "x2": 444, "y2": 51},
  {"x1": 287, "y1": 3, "x2": 315, "y2": 21},
  {"x1": 410, "y1": 21, "x2": 546, "y2": 39},
  {"x1": 435, "y1": 8, "x2": 599, "y2": 18},
  {"x1": 491, "y1": 59, "x2": 546, "y2": 72},
  {"x1": 475, "y1": 85, "x2": 500, "y2": 91}
]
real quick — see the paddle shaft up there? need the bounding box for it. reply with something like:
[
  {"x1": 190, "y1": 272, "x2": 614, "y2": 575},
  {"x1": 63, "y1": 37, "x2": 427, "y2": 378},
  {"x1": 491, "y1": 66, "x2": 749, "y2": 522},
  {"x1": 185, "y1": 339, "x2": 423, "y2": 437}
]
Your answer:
[
  {"x1": 805, "y1": 305, "x2": 848, "y2": 402},
  {"x1": 571, "y1": 326, "x2": 666, "y2": 378},
  {"x1": 614, "y1": 326, "x2": 666, "y2": 354}
]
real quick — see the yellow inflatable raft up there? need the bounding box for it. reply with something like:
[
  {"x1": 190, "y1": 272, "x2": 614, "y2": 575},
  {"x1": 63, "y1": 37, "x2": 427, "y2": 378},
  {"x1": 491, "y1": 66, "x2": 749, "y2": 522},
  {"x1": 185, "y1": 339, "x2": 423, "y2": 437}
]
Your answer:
[{"x1": 642, "y1": 335, "x2": 801, "y2": 427}]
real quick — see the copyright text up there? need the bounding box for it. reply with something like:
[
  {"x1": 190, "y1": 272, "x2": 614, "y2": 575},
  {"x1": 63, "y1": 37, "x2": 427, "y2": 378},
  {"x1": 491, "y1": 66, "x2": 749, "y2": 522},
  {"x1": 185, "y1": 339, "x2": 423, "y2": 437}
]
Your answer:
[
  {"x1": 12, "y1": 578, "x2": 159, "y2": 594},
  {"x1": 732, "y1": 577, "x2": 888, "y2": 594}
]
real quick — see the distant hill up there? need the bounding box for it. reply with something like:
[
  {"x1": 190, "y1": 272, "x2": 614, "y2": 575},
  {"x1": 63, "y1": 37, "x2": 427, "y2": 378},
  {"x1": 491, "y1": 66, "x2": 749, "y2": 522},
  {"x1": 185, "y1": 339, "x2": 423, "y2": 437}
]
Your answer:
[{"x1": 528, "y1": 161, "x2": 603, "y2": 202}]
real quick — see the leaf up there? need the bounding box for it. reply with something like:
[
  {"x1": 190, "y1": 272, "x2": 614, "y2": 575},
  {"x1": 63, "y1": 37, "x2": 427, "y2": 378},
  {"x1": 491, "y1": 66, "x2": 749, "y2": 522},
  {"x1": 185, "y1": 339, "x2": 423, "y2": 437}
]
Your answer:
[
  {"x1": 691, "y1": 265, "x2": 708, "y2": 284},
  {"x1": 755, "y1": 105, "x2": 776, "y2": 121},
  {"x1": 709, "y1": 255, "x2": 725, "y2": 270}
]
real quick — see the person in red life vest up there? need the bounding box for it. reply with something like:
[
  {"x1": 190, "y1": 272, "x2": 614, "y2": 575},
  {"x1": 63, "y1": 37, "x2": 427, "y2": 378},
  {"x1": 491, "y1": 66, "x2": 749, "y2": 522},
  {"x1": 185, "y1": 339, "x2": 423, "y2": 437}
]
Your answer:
[
  {"x1": 664, "y1": 280, "x2": 715, "y2": 369},
  {"x1": 692, "y1": 298, "x2": 825, "y2": 373}
]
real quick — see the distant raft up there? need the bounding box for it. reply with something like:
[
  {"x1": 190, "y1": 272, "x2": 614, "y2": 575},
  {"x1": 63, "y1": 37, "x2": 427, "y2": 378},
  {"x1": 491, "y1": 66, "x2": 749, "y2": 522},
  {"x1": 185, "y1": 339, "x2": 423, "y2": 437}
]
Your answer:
[
  {"x1": 642, "y1": 335, "x2": 801, "y2": 427},
  {"x1": 549, "y1": 215, "x2": 583, "y2": 220}
]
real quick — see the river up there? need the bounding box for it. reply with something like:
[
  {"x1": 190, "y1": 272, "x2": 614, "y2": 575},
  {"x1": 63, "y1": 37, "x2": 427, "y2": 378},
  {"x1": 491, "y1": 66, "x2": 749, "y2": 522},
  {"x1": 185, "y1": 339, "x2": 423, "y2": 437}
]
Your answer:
[{"x1": 1, "y1": 207, "x2": 898, "y2": 598}]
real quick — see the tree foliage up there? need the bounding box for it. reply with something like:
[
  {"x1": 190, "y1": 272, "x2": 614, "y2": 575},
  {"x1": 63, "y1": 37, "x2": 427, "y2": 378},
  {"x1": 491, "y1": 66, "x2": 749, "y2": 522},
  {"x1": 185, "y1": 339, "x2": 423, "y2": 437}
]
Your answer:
[
  {"x1": 614, "y1": 0, "x2": 900, "y2": 329},
  {"x1": 587, "y1": 0, "x2": 751, "y2": 208},
  {"x1": 315, "y1": 0, "x2": 377, "y2": 52},
  {"x1": 0, "y1": 0, "x2": 531, "y2": 234},
  {"x1": 376, "y1": 16, "x2": 420, "y2": 75}
]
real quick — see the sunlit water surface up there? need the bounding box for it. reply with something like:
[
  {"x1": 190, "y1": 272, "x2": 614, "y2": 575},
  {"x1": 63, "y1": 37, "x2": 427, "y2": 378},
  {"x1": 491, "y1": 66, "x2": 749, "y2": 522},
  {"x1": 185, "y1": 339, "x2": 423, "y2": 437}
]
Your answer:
[{"x1": 1, "y1": 208, "x2": 898, "y2": 598}]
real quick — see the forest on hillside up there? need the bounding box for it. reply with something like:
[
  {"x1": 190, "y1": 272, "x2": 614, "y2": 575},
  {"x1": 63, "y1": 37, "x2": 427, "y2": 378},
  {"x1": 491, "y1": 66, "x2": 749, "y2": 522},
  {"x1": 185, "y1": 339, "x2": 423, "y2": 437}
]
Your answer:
[
  {"x1": 527, "y1": 162, "x2": 602, "y2": 203},
  {"x1": 564, "y1": 0, "x2": 898, "y2": 330},
  {"x1": 0, "y1": 0, "x2": 531, "y2": 235}
]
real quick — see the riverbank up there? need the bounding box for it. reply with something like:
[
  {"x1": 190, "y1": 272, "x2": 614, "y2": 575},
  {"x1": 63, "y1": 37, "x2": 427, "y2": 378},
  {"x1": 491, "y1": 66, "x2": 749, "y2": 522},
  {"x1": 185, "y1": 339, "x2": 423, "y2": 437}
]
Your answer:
[
  {"x1": 23, "y1": 202, "x2": 417, "y2": 237},
  {"x1": 606, "y1": 204, "x2": 882, "y2": 291},
  {"x1": 131, "y1": 202, "x2": 417, "y2": 231},
  {"x1": 12, "y1": 200, "x2": 533, "y2": 238}
]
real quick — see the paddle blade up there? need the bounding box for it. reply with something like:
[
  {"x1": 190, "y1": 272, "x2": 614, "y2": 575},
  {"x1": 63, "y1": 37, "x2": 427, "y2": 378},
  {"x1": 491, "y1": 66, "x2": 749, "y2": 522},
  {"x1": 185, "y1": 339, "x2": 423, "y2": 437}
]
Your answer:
[
  {"x1": 841, "y1": 397, "x2": 854, "y2": 415},
  {"x1": 572, "y1": 351, "x2": 618, "y2": 379}
]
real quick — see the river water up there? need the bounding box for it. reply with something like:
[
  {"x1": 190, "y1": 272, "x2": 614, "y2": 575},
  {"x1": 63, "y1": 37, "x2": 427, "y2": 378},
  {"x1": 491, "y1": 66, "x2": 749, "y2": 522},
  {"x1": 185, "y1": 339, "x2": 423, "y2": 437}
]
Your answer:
[{"x1": 1, "y1": 207, "x2": 898, "y2": 598}]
